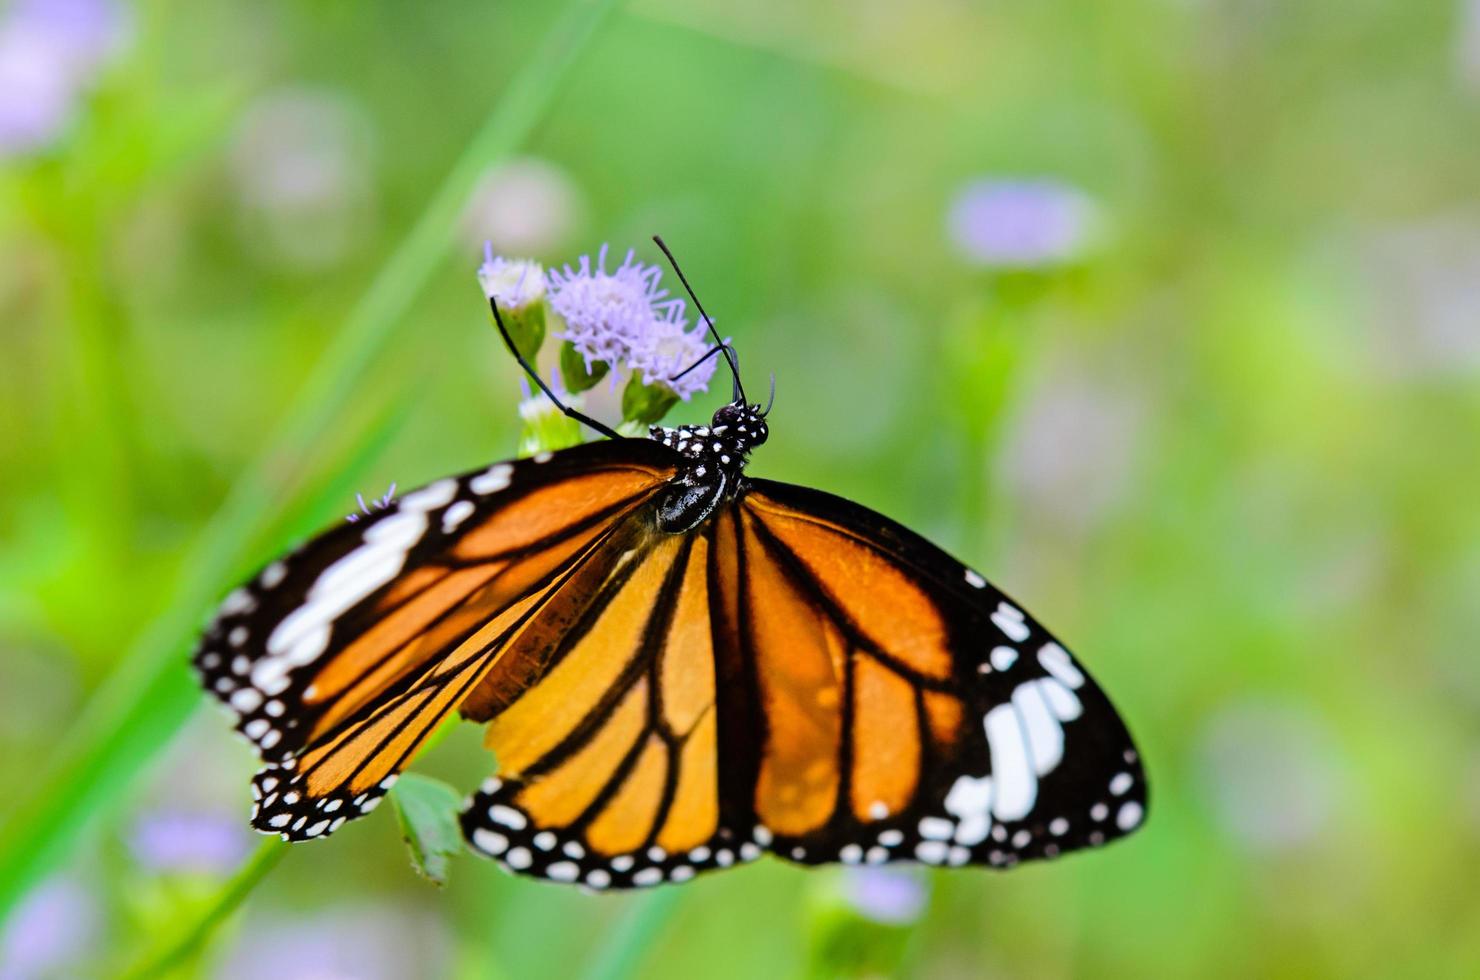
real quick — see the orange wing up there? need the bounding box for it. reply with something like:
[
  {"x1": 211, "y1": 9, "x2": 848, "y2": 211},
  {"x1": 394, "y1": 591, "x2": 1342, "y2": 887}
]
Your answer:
[
  {"x1": 458, "y1": 477, "x2": 1146, "y2": 889},
  {"x1": 193, "y1": 439, "x2": 678, "y2": 840},
  {"x1": 724, "y1": 479, "x2": 1147, "y2": 872},
  {"x1": 459, "y1": 529, "x2": 731, "y2": 888}
]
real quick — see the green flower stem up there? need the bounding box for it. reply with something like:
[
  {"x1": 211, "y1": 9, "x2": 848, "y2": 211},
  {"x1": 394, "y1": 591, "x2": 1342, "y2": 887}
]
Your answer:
[
  {"x1": 578, "y1": 890, "x2": 682, "y2": 980},
  {"x1": 0, "y1": 0, "x2": 625, "y2": 921},
  {"x1": 119, "y1": 840, "x2": 289, "y2": 980}
]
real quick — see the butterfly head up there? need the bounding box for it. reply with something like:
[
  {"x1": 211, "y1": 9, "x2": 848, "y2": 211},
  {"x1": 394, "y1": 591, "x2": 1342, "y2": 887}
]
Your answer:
[{"x1": 710, "y1": 401, "x2": 768, "y2": 452}]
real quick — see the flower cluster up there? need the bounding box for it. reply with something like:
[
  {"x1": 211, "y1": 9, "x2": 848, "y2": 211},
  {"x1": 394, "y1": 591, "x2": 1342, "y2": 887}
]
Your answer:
[
  {"x1": 478, "y1": 241, "x2": 723, "y2": 443},
  {"x1": 545, "y1": 244, "x2": 717, "y2": 400}
]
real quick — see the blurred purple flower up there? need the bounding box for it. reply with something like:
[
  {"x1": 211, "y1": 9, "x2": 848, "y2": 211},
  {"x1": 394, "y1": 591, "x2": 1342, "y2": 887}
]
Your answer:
[
  {"x1": 947, "y1": 178, "x2": 1098, "y2": 268},
  {"x1": 216, "y1": 905, "x2": 450, "y2": 980},
  {"x1": 546, "y1": 245, "x2": 717, "y2": 399},
  {"x1": 839, "y1": 867, "x2": 928, "y2": 925},
  {"x1": 1195, "y1": 698, "x2": 1345, "y2": 853},
  {"x1": 999, "y1": 356, "x2": 1145, "y2": 532},
  {"x1": 0, "y1": 0, "x2": 128, "y2": 157},
  {"x1": 228, "y1": 88, "x2": 377, "y2": 271},
  {"x1": 478, "y1": 243, "x2": 545, "y2": 310},
  {"x1": 0, "y1": 877, "x2": 99, "y2": 980},
  {"x1": 1461, "y1": 0, "x2": 1480, "y2": 91},
  {"x1": 128, "y1": 809, "x2": 253, "y2": 875},
  {"x1": 1360, "y1": 217, "x2": 1480, "y2": 378},
  {"x1": 462, "y1": 157, "x2": 584, "y2": 256}
]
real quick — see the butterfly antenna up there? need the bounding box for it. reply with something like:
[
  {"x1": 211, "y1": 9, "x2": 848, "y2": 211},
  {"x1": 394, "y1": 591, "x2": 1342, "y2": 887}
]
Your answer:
[
  {"x1": 671, "y1": 342, "x2": 737, "y2": 383},
  {"x1": 652, "y1": 235, "x2": 746, "y2": 405},
  {"x1": 763, "y1": 372, "x2": 776, "y2": 416},
  {"x1": 489, "y1": 296, "x2": 623, "y2": 441}
]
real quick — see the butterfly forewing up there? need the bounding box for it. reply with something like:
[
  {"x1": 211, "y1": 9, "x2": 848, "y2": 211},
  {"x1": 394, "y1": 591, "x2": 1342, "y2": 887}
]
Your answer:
[{"x1": 193, "y1": 440, "x2": 679, "y2": 839}]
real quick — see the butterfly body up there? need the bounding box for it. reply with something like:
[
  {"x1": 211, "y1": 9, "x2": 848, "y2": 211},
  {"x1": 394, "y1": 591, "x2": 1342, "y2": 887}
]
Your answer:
[{"x1": 649, "y1": 401, "x2": 768, "y2": 533}]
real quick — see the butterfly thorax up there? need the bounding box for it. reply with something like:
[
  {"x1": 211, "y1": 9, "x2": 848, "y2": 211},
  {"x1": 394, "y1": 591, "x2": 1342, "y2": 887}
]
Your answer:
[{"x1": 648, "y1": 401, "x2": 769, "y2": 534}]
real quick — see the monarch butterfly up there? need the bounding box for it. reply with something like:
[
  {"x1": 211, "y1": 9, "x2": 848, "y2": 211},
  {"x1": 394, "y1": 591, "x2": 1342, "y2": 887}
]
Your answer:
[{"x1": 194, "y1": 238, "x2": 1147, "y2": 890}]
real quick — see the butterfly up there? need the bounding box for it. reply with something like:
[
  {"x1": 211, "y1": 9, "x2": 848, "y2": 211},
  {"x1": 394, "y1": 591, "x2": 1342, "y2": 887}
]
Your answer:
[{"x1": 193, "y1": 238, "x2": 1147, "y2": 890}]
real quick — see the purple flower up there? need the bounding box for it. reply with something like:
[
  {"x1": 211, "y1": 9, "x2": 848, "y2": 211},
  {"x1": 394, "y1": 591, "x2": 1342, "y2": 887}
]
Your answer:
[
  {"x1": 0, "y1": 0, "x2": 128, "y2": 157},
  {"x1": 216, "y1": 904, "x2": 451, "y2": 980},
  {"x1": 478, "y1": 242, "x2": 545, "y2": 310},
  {"x1": 624, "y1": 300, "x2": 718, "y2": 399},
  {"x1": 947, "y1": 178, "x2": 1098, "y2": 268},
  {"x1": 1195, "y1": 698, "x2": 1345, "y2": 853},
  {"x1": 128, "y1": 809, "x2": 253, "y2": 875},
  {"x1": 546, "y1": 245, "x2": 717, "y2": 400},
  {"x1": 228, "y1": 87, "x2": 377, "y2": 271},
  {"x1": 839, "y1": 867, "x2": 928, "y2": 925},
  {"x1": 0, "y1": 876, "x2": 100, "y2": 980}
]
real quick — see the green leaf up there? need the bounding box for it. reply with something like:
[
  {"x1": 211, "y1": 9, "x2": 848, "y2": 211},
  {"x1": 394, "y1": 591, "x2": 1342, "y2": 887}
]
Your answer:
[
  {"x1": 391, "y1": 773, "x2": 467, "y2": 886},
  {"x1": 621, "y1": 374, "x2": 680, "y2": 426},
  {"x1": 560, "y1": 340, "x2": 610, "y2": 393}
]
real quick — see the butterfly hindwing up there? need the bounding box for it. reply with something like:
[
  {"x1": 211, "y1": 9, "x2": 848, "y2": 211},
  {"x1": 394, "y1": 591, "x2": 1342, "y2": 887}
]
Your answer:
[
  {"x1": 460, "y1": 525, "x2": 761, "y2": 889},
  {"x1": 193, "y1": 439, "x2": 679, "y2": 839},
  {"x1": 731, "y1": 478, "x2": 1147, "y2": 870}
]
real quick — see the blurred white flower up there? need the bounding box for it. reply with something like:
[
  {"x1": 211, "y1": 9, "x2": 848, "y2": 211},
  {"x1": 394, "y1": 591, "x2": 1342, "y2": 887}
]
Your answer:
[
  {"x1": 0, "y1": 876, "x2": 100, "y2": 980},
  {"x1": 947, "y1": 178, "x2": 1100, "y2": 268},
  {"x1": 1460, "y1": 0, "x2": 1480, "y2": 91},
  {"x1": 462, "y1": 157, "x2": 584, "y2": 257},
  {"x1": 1359, "y1": 216, "x2": 1480, "y2": 377},
  {"x1": 477, "y1": 246, "x2": 546, "y2": 311},
  {"x1": 216, "y1": 904, "x2": 451, "y2": 980},
  {"x1": 998, "y1": 355, "x2": 1146, "y2": 533},
  {"x1": 1195, "y1": 698, "x2": 1345, "y2": 853},
  {"x1": 228, "y1": 87, "x2": 377, "y2": 271},
  {"x1": 0, "y1": 0, "x2": 128, "y2": 157}
]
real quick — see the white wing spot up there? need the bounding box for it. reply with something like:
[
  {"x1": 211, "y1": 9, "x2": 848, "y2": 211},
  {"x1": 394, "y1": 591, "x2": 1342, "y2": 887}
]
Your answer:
[
  {"x1": 1109, "y1": 772, "x2": 1134, "y2": 796},
  {"x1": 441, "y1": 499, "x2": 476, "y2": 533},
  {"x1": 471, "y1": 464, "x2": 513, "y2": 494},
  {"x1": 991, "y1": 602, "x2": 1030, "y2": 642},
  {"x1": 1116, "y1": 801, "x2": 1144, "y2": 830},
  {"x1": 965, "y1": 569, "x2": 987, "y2": 588},
  {"x1": 1038, "y1": 642, "x2": 1085, "y2": 689}
]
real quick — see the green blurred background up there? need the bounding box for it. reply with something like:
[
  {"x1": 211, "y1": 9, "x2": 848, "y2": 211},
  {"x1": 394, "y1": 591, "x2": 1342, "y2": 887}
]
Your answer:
[{"x1": 3, "y1": 0, "x2": 1479, "y2": 976}]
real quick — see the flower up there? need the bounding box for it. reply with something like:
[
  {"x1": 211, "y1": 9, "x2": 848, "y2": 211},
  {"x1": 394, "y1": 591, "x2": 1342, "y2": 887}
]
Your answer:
[
  {"x1": 838, "y1": 866, "x2": 929, "y2": 925},
  {"x1": 128, "y1": 809, "x2": 252, "y2": 875},
  {"x1": 228, "y1": 87, "x2": 377, "y2": 271},
  {"x1": 545, "y1": 244, "x2": 719, "y2": 400},
  {"x1": 215, "y1": 904, "x2": 451, "y2": 980},
  {"x1": 478, "y1": 244, "x2": 545, "y2": 310},
  {"x1": 0, "y1": 0, "x2": 128, "y2": 157},
  {"x1": 1195, "y1": 698, "x2": 1345, "y2": 853},
  {"x1": 547, "y1": 245, "x2": 675, "y2": 369},
  {"x1": 0, "y1": 876, "x2": 100, "y2": 979},
  {"x1": 947, "y1": 177, "x2": 1099, "y2": 268},
  {"x1": 625, "y1": 300, "x2": 718, "y2": 400},
  {"x1": 461, "y1": 156, "x2": 584, "y2": 256},
  {"x1": 346, "y1": 483, "x2": 396, "y2": 522}
]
